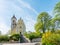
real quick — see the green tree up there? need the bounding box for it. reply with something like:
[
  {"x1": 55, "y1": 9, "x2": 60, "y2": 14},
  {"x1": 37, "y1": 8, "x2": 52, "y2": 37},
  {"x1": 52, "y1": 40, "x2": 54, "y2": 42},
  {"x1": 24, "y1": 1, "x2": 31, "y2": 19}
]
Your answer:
[
  {"x1": 35, "y1": 12, "x2": 51, "y2": 33},
  {"x1": 53, "y1": 2, "x2": 60, "y2": 30},
  {"x1": 54, "y1": 2, "x2": 60, "y2": 15},
  {"x1": 25, "y1": 32, "x2": 42, "y2": 41}
]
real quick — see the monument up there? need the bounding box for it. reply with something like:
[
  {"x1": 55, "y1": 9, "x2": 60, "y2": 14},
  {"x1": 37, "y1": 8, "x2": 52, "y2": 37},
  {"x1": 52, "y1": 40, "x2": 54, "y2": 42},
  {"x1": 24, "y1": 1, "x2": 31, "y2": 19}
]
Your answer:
[{"x1": 19, "y1": 32, "x2": 30, "y2": 43}]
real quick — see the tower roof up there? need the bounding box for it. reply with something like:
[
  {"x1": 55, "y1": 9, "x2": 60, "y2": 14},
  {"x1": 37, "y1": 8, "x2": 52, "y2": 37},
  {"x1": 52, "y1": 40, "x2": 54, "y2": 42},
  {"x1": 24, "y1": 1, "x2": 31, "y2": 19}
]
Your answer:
[
  {"x1": 18, "y1": 17, "x2": 24, "y2": 24},
  {"x1": 11, "y1": 15, "x2": 17, "y2": 20},
  {"x1": 17, "y1": 17, "x2": 22, "y2": 20},
  {"x1": 20, "y1": 17, "x2": 23, "y2": 20}
]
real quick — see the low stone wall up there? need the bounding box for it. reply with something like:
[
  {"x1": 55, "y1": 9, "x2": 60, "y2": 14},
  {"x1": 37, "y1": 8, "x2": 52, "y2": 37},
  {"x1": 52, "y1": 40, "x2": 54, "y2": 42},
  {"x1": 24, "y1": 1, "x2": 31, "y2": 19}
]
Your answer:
[{"x1": 32, "y1": 38, "x2": 41, "y2": 42}]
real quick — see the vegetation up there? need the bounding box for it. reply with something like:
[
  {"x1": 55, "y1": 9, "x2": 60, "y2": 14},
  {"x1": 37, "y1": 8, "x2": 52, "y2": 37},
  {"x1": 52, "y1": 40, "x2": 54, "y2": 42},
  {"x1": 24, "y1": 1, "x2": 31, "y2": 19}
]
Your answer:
[
  {"x1": 24, "y1": 32, "x2": 42, "y2": 41},
  {"x1": 0, "y1": 35, "x2": 9, "y2": 42},
  {"x1": 10, "y1": 34, "x2": 20, "y2": 41},
  {"x1": 35, "y1": 12, "x2": 51, "y2": 33},
  {"x1": 35, "y1": 2, "x2": 60, "y2": 33},
  {"x1": 0, "y1": 34, "x2": 20, "y2": 42},
  {"x1": 42, "y1": 31, "x2": 60, "y2": 45},
  {"x1": 34, "y1": 2, "x2": 60, "y2": 45}
]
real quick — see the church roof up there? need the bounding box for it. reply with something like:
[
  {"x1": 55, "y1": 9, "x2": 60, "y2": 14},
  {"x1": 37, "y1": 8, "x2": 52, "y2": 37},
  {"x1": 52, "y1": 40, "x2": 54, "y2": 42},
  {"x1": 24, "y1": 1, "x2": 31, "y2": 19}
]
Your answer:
[
  {"x1": 11, "y1": 15, "x2": 17, "y2": 19},
  {"x1": 17, "y1": 18, "x2": 25, "y2": 24}
]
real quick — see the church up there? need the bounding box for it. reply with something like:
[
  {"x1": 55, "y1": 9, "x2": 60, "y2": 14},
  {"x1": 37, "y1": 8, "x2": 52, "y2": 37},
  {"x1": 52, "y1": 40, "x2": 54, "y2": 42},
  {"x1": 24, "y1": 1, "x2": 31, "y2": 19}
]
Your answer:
[{"x1": 11, "y1": 15, "x2": 26, "y2": 34}]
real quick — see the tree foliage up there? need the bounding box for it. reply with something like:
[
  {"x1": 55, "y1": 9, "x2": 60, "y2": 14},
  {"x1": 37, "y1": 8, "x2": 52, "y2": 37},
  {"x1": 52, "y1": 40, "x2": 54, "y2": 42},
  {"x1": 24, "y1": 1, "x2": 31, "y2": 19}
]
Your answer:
[
  {"x1": 0, "y1": 35, "x2": 9, "y2": 42},
  {"x1": 35, "y1": 12, "x2": 51, "y2": 33},
  {"x1": 42, "y1": 31, "x2": 60, "y2": 45},
  {"x1": 10, "y1": 34, "x2": 20, "y2": 41},
  {"x1": 24, "y1": 32, "x2": 42, "y2": 41},
  {"x1": 54, "y1": 2, "x2": 60, "y2": 14},
  {"x1": 53, "y1": 2, "x2": 60, "y2": 30},
  {"x1": 35, "y1": 2, "x2": 60, "y2": 33}
]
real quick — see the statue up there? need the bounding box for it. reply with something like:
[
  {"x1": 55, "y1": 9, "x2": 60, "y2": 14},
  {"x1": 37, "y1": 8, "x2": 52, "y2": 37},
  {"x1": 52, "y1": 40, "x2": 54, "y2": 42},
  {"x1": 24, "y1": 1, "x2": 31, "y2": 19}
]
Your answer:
[{"x1": 19, "y1": 32, "x2": 30, "y2": 43}]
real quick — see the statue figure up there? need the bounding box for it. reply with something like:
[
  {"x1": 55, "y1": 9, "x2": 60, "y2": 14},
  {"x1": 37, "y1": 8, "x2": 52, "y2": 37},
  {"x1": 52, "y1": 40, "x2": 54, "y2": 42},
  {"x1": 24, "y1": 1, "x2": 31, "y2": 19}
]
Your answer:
[{"x1": 19, "y1": 32, "x2": 30, "y2": 43}]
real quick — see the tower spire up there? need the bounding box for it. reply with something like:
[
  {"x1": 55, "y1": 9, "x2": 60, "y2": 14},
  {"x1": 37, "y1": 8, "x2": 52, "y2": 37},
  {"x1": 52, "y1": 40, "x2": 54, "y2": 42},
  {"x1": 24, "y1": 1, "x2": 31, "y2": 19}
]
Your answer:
[
  {"x1": 11, "y1": 14, "x2": 17, "y2": 34},
  {"x1": 11, "y1": 14, "x2": 17, "y2": 20}
]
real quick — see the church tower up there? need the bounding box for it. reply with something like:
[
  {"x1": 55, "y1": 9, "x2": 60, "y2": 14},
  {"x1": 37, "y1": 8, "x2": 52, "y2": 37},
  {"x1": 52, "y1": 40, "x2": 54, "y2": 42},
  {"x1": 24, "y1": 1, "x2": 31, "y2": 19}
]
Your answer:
[
  {"x1": 11, "y1": 15, "x2": 26, "y2": 35},
  {"x1": 11, "y1": 15, "x2": 17, "y2": 34},
  {"x1": 17, "y1": 18, "x2": 26, "y2": 34}
]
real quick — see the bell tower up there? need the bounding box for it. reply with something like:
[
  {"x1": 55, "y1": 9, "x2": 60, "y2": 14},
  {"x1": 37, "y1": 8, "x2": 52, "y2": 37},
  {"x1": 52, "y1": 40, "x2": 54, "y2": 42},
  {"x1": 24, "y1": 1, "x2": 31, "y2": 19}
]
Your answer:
[
  {"x1": 11, "y1": 15, "x2": 26, "y2": 34},
  {"x1": 11, "y1": 15, "x2": 17, "y2": 34},
  {"x1": 17, "y1": 18, "x2": 26, "y2": 34}
]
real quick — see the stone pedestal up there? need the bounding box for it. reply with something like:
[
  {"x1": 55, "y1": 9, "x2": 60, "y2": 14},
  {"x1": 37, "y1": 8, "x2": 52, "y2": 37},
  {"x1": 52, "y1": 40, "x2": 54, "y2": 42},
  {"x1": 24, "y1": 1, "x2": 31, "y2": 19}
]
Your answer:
[{"x1": 19, "y1": 32, "x2": 30, "y2": 43}]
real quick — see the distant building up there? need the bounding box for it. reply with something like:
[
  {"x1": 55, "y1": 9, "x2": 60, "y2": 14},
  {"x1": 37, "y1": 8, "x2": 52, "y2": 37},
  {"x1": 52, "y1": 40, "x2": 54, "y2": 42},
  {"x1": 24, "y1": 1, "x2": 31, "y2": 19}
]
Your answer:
[{"x1": 11, "y1": 15, "x2": 26, "y2": 34}]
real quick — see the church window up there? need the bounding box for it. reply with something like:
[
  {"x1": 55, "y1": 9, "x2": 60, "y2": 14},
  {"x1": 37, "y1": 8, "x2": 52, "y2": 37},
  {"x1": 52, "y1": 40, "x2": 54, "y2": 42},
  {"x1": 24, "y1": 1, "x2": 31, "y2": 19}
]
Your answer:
[
  {"x1": 20, "y1": 26, "x2": 22, "y2": 28},
  {"x1": 13, "y1": 20, "x2": 15, "y2": 22}
]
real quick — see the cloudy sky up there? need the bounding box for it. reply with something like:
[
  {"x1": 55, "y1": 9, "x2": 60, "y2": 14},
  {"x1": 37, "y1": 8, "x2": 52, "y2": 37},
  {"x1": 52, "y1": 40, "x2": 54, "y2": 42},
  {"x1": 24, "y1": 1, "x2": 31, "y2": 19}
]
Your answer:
[{"x1": 0, "y1": 0, "x2": 60, "y2": 34}]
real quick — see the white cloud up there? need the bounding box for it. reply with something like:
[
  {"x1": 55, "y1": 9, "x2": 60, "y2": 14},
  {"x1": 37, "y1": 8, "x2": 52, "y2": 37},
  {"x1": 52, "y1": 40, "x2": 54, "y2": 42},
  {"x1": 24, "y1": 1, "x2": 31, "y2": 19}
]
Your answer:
[
  {"x1": 24, "y1": 15, "x2": 36, "y2": 32},
  {"x1": 17, "y1": 0, "x2": 38, "y2": 15},
  {"x1": 0, "y1": 17, "x2": 10, "y2": 34},
  {"x1": 0, "y1": 22, "x2": 10, "y2": 34}
]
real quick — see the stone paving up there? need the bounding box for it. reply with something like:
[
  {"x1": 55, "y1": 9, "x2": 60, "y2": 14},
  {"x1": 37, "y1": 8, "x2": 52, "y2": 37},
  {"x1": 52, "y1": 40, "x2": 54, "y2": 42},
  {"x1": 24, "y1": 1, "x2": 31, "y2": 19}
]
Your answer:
[{"x1": 0, "y1": 43, "x2": 40, "y2": 45}]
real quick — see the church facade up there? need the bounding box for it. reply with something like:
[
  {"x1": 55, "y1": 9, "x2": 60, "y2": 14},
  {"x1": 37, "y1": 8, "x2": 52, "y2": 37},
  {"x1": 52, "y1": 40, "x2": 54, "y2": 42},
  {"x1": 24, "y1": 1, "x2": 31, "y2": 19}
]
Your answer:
[{"x1": 11, "y1": 15, "x2": 26, "y2": 34}]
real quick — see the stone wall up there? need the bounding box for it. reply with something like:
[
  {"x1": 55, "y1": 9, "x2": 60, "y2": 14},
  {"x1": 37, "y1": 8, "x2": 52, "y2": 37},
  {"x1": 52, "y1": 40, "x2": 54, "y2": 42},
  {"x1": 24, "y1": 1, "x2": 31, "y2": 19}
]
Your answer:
[{"x1": 32, "y1": 38, "x2": 41, "y2": 42}]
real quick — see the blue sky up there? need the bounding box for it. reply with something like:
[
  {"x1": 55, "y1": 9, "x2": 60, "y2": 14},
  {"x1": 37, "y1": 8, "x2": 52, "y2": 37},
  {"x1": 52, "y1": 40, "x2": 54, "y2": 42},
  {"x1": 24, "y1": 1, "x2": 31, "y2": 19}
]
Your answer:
[{"x1": 0, "y1": 0, "x2": 60, "y2": 34}]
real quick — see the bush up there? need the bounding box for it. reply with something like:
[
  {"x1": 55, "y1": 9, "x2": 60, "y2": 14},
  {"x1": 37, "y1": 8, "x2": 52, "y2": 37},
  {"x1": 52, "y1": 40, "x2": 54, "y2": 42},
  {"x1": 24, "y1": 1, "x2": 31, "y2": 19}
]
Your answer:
[
  {"x1": 10, "y1": 34, "x2": 20, "y2": 41},
  {"x1": 0, "y1": 34, "x2": 20, "y2": 42},
  {"x1": 25, "y1": 32, "x2": 42, "y2": 41},
  {"x1": 42, "y1": 31, "x2": 60, "y2": 45},
  {"x1": 0, "y1": 35, "x2": 9, "y2": 42},
  {"x1": 55, "y1": 30, "x2": 60, "y2": 34}
]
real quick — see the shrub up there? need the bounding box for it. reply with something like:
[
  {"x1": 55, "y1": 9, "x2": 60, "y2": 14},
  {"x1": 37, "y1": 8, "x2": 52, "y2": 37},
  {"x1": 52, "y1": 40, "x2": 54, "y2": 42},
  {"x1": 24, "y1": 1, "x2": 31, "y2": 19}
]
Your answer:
[
  {"x1": 0, "y1": 35, "x2": 9, "y2": 42},
  {"x1": 42, "y1": 31, "x2": 60, "y2": 45},
  {"x1": 25, "y1": 32, "x2": 42, "y2": 41},
  {"x1": 10, "y1": 34, "x2": 20, "y2": 41},
  {"x1": 0, "y1": 34, "x2": 20, "y2": 42},
  {"x1": 55, "y1": 30, "x2": 60, "y2": 34}
]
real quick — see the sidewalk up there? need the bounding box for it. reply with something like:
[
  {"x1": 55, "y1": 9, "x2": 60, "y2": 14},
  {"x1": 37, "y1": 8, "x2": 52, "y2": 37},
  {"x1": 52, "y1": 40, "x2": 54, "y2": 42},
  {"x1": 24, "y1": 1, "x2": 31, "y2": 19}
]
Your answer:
[{"x1": 0, "y1": 43, "x2": 39, "y2": 45}]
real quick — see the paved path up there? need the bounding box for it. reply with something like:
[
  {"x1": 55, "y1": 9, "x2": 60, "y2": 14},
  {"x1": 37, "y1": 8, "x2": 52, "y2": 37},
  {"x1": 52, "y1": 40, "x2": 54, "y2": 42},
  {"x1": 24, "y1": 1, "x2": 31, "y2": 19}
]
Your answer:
[
  {"x1": 0, "y1": 43, "x2": 41, "y2": 45},
  {"x1": 3, "y1": 43, "x2": 35, "y2": 45},
  {"x1": 1, "y1": 43, "x2": 36, "y2": 45}
]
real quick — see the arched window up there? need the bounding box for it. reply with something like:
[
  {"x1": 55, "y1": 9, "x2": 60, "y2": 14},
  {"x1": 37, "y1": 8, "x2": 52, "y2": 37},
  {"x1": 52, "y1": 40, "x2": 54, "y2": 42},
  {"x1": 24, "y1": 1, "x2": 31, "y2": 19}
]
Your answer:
[{"x1": 20, "y1": 26, "x2": 22, "y2": 28}]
